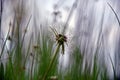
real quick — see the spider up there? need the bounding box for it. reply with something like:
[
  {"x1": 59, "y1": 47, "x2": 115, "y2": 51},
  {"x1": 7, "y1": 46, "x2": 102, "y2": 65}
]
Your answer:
[{"x1": 50, "y1": 27, "x2": 67, "y2": 55}]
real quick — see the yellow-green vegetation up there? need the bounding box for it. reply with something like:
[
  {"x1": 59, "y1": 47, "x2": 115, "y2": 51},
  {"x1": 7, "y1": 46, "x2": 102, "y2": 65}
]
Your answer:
[{"x1": 0, "y1": 1, "x2": 119, "y2": 80}]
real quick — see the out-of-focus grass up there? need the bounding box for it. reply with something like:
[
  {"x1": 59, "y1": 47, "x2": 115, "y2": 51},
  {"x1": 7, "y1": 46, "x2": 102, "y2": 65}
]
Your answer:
[
  {"x1": 59, "y1": 46, "x2": 101, "y2": 80},
  {"x1": 1, "y1": 1, "x2": 119, "y2": 80},
  {"x1": 0, "y1": 24, "x2": 109, "y2": 80},
  {"x1": 0, "y1": 16, "x2": 110, "y2": 79}
]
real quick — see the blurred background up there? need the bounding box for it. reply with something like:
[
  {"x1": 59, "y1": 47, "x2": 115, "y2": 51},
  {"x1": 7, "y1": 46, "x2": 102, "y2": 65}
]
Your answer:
[{"x1": 0, "y1": 0, "x2": 120, "y2": 80}]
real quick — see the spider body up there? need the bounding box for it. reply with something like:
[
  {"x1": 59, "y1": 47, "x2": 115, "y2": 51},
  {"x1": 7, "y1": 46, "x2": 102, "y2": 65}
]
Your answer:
[
  {"x1": 51, "y1": 27, "x2": 67, "y2": 54},
  {"x1": 56, "y1": 34, "x2": 67, "y2": 45}
]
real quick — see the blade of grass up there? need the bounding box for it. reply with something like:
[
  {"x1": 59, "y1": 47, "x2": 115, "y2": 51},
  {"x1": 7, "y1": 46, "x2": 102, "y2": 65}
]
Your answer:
[
  {"x1": 0, "y1": 26, "x2": 11, "y2": 58},
  {"x1": 31, "y1": 53, "x2": 35, "y2": 80},
  {"x1": 0, "y1": 62, "x2": 4, "y2": 80},
  {"x1": 21, "y1": 15, "x2": 32, "y2": 48},
  {"x1": 23, "y1": 35, "x2": 32, "y2": 68},
  {"x1": 42, "y1": 44, "x2": 60, "y2": 80},
  {"x1": 107, "y1": 3, "x2": 120, "y2": 26},
  {"x1": 108, "y1": 54, "x2": 117, "y2": 80},
  {"x1": 62, "y1": 0, "x2": 78, "y2": 34},
  {"x1": 0, "y1": 0, "x2": 4, "y2": 37}
]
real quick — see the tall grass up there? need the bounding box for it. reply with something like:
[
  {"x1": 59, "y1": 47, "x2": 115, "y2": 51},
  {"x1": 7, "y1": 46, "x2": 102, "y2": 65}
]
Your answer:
[
  {"x1": 0, "y1": 24, "x2": 109, "y2": 80},
  {"x1": 1, "y1": 1, "x2": 119, "y2": 80},
  {"x1": 108, "y1": 2, "x2": 120, "y2": 80}
]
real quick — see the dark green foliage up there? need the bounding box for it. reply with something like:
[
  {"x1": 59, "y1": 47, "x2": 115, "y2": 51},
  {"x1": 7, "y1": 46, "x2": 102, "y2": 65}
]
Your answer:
[{"x1": 0, "y1": 63, "x2": 4, "y2": 80}]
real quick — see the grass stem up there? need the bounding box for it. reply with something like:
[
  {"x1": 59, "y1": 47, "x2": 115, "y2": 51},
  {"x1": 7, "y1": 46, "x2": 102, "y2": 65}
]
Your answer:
[{"x1": 42, "y1": 44, "x2": 60, "y2": 80}]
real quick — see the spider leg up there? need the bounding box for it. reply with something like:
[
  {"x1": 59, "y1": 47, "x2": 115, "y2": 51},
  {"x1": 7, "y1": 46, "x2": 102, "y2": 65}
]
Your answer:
[
  {"x1": 53, "y1": 27, "x2": 58, "y2": 35},
  {"x1": 50, "y1": 27, "x2": 58, "y2": 36},
  {"x1": 62, "y1": 44, "x2": 65, "y2": 55}
]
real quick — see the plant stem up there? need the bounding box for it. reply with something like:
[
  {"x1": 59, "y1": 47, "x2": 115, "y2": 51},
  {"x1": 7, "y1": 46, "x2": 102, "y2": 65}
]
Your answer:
[
  {"x1": 0, "y1": 26, "x2": 11, "y2": 58},
  {"x1": 107, "y1": 3, "x2": 120, "y2": 26},
  {"x1": 31, "y1": 54, "x2": 34, "y2": 80},
  {"x1": 42, "y1": 44, "x2": 60, "y2": 80}
]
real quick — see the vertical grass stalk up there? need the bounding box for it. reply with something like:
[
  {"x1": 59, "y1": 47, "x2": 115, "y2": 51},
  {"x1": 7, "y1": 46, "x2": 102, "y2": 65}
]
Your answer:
[
  {"x1": 107, "y1": 3, "x2": 120, "y2": 26},
  {"x1": 42, "y1": 44, "x2": 60, "y2": 80},
  {"x1": 31, "y1": 53, "x2": 35, "y2": 80}
]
